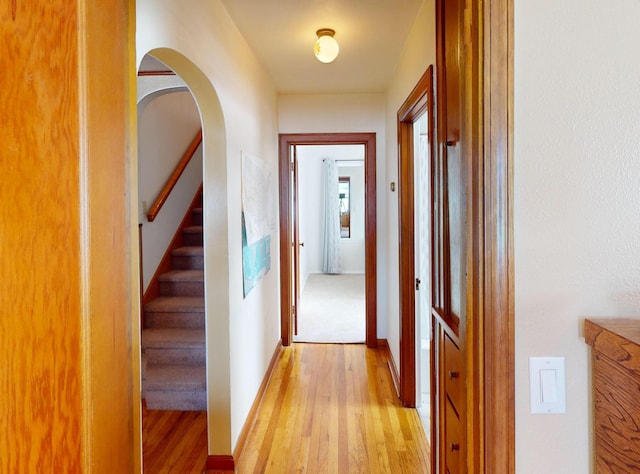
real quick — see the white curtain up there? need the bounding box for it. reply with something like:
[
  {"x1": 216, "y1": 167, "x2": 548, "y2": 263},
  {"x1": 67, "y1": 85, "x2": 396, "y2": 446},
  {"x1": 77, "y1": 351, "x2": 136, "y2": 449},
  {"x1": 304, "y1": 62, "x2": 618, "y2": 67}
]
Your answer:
[{"x1": 321, "y1": 158, "x2": 341, "y2": 274}]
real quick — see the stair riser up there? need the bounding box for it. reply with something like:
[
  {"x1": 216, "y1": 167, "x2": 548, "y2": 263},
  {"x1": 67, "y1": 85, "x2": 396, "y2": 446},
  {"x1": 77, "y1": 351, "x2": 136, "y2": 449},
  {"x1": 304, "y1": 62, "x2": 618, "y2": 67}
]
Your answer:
[
  {"x1": 171, "y1": 255, "x2": 204, "y2": 270},
  {"x1": 159, "y1": 281, "x2": 204, "y2": 297},
  {"x1": 141, "y1": 354, "x2": 148, "y2": 381},
  {"x1": 145, "y1": 312, "x2": 204, "y2": 329},
  {"x1": 192, "y1": 210, "x2": 202, "y2": 226},
  {"x1": 144, "y1": 347, "x2": 206, "y2": 366},
  {"x1": 141, "y1": 195, "x2": 205, "y2": 413},
  {"x1": 183, "y1": 232, "x2": 203, "y2": 247},
  {"x1": 144, "y1": 390, "x2": 207, "y2": 411}
]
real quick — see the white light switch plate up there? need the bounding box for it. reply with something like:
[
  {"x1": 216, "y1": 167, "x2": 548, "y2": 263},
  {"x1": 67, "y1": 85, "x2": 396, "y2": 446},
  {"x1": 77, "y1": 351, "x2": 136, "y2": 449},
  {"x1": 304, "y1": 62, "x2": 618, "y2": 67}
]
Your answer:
[{"x1": 529, "y1": 356, "x2": 566, "y2": 414}]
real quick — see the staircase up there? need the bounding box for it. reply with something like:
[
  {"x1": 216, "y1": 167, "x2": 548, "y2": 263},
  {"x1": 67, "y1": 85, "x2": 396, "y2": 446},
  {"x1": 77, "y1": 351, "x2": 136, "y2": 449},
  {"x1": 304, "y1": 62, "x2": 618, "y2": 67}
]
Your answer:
[{"x1": 142, "y1": 198, "x2": 206, "y2": 411}]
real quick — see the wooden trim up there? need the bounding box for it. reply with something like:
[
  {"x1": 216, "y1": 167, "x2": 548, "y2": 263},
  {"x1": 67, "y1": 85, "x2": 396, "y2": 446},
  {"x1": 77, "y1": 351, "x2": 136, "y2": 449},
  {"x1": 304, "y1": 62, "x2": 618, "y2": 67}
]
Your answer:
[
  {"x1": 233, "y1": 341, "x2": 284, "y2": 463},
  {"x1": 137, "y1": 70, "x2": 176, "y2": 76},
  {"x1": 397, "y1": 66, "x2": 434, "y2": 408},
  {"x1": 205, "y1": 455, "x2": 235, "y2": 470},
  {"x1": 481, "y1": 0, "x2": 515, "y2": 471},
  {"x1": 431, "y1": 0, "x2": 514, "y2": 471},
  {"x1": 364, "y1": 134, "x2": 378, "y2": 348},
  {"x1": 139, "y1": 223, "x2": 145, "y2": 328},
  {"x1": 278, "y1": 133, "x2": 377, "y2": 348},
  {"x1": 278, "y1": 135, "x2": 292, "y2": 345},
  {"x1": 141, "y1": 184, "x2": 203, "y2": 308},
  {"x1": 378, "y1": 339, "x2": 400, "y2": 398},
  {"x1": 147, "y1": 129, "x2": 202, "y2": 222}
]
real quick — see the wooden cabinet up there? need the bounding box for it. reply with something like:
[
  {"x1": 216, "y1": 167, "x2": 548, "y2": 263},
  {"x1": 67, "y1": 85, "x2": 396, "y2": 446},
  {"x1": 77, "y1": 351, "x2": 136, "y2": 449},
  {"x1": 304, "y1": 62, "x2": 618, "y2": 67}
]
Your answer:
[
  {"x1": 433, "y1": 0, "x2": 466, "y2": 470},
  {"x1": 428, "y1": 0, "x2": 513, "y2": 470},
  {"x1": 443, "y1": 333, "x2": 463, "y2": 473},
  {"x1": 585, "y1": 318, "x2": 640, "y2": 472},
  {"x1": 433, "y1": 0, "x2": 466, "y2": 471}
]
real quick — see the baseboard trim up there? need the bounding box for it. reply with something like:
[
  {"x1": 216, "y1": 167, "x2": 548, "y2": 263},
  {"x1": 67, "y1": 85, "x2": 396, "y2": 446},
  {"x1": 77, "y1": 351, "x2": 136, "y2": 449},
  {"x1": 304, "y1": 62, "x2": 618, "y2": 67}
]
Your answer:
[
  {"x1": 232, "y1": 339, "x2": 284, "y2": 463},
  {"x1": 205, "y1": 455, "x2": 234, "y2": 470},
  {"x1": 378, "y1": 339, "x2": 400, "y2": 398}
]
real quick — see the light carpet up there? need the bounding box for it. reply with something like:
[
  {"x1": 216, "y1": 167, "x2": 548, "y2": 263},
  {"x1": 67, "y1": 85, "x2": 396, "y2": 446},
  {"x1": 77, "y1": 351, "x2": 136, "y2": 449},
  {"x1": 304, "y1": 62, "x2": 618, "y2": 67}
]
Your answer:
[{"x1": 293, "y1": 273, "x2": 365, "y2": 343}]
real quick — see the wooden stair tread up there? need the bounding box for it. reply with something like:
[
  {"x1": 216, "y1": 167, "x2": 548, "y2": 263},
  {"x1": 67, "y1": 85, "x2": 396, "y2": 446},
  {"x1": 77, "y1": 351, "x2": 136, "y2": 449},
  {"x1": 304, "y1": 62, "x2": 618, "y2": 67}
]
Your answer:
[
  {"x1": 182, "y1": 226, "x2": 203, "y2": 234},
  {"x1": 142, "y1": 328, "x2": 205, "y2": 348}
]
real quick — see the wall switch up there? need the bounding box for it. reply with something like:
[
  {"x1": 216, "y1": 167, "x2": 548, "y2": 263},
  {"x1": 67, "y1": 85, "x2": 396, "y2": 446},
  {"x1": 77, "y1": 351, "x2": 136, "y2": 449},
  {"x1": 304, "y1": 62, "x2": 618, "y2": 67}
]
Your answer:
[{"x1": 529, "y1": 357, "x2": 566, "y2": 414}]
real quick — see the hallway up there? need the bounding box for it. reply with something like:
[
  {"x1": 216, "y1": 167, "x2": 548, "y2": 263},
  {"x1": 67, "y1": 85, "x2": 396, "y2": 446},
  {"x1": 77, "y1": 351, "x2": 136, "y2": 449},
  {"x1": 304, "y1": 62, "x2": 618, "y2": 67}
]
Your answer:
[
  {"x1": 231, "y1": 343, "x2": 429, "y2": 472},
  {"x1": 145, "y1": 343, "x2": 430, "y2": 473}
]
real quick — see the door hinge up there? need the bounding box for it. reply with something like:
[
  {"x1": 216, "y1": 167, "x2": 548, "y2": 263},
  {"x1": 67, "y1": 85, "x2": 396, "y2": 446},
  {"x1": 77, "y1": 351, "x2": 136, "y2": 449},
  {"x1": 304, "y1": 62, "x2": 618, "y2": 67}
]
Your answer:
[{"x1": 415, "y1": 278, "x2": 421, "y2": 290}]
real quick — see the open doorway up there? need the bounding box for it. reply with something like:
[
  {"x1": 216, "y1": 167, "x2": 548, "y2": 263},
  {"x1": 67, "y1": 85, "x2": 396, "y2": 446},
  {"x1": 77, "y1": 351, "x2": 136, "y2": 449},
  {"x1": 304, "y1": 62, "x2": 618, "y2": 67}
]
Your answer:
[
  {"x1": 413, "y1": 112, "x2": 431, "y2": 430},
  {"x1": 279, "y1": 133, "x2": 377, "y2": 348},
  {"x1": 137, "y1": 53, "x2": 208, "y2": 472},
  {"x1": 292, "y1": 145, "x2": 366, "y2": 343},
  {"x1": 397, "y1": 66, "x2": 435, "y2": 456}
]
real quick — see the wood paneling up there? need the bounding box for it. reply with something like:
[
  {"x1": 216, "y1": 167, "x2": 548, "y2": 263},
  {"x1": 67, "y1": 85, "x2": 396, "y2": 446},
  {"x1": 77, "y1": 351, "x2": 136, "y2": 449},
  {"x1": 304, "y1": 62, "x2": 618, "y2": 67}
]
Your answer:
[
  {"x1": 0, "y1": 0, "x2": 135, "y2": 471},
  {"x1": 0, "y1": 3, "x2": 83, "y2": 471}
]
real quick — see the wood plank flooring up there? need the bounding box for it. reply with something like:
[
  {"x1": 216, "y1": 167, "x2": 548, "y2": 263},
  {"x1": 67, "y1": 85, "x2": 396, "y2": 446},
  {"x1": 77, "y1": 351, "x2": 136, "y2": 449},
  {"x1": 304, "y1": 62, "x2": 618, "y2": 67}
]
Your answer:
[
  {"x1": 143, "y1": 343, "x2": 431, "y2": 473},
  {"x1": 142, "y1": 404, "x2": 208, "y2": 473},
  {"x1": 235, "y1": 343, "x2": 430, "y2": 473}
]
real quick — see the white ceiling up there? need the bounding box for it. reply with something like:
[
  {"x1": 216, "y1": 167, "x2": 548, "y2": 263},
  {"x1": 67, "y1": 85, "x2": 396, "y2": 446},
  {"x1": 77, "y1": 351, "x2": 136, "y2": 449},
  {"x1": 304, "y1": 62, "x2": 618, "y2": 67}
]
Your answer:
[{"x1": 219, "y1": 0, "x2": 425, "y2": 94}]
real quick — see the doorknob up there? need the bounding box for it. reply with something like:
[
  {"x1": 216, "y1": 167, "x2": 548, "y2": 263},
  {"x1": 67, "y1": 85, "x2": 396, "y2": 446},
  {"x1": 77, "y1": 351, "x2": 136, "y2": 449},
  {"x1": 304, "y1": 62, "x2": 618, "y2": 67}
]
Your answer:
[{"x1": 299, "y1": 242, "x2": 305, "y2": 247}]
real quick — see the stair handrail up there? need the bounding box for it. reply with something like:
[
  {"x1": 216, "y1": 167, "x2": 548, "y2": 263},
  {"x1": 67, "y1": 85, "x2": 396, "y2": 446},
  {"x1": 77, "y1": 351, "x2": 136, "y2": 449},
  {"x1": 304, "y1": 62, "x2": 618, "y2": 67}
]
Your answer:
[{"x1": 147, "y1": 129, "x2": 203, "y2": 222}]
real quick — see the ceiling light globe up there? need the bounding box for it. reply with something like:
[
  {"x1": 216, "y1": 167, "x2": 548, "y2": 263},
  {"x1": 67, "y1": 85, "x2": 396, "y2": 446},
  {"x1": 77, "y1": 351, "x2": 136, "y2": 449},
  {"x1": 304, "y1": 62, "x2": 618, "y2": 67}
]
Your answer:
[{"x1": 314, "y1": 31, "x2": 339, "y2": 63}]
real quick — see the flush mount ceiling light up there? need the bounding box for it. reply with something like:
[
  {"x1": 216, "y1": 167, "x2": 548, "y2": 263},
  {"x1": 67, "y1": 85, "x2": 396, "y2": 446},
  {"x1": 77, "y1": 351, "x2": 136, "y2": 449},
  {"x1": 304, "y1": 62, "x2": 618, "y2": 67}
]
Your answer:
[{"x1": 314, "y1": 28, "x2": 339, "y2": 63}]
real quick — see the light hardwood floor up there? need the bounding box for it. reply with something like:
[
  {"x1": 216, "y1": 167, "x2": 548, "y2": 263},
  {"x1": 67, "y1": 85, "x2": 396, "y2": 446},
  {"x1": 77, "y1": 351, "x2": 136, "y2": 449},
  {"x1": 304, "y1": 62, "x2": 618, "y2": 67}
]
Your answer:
[
  {"x1": 142, "y1": 405, "x2": 208, "y2": 473},
  {"x1": 144, "y1": 343, "x2": 431, "y2": 473},
  {"x1": 235, "y1": 343, "x2": 430, "y2": 473}
]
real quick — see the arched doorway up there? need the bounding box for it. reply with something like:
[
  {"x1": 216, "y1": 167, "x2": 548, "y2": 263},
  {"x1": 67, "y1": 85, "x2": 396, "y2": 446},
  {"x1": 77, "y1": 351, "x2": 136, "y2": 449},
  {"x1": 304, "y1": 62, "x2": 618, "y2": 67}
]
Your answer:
[{"x1": 135, "y1": 48, "x2": 233, "y2": 464}]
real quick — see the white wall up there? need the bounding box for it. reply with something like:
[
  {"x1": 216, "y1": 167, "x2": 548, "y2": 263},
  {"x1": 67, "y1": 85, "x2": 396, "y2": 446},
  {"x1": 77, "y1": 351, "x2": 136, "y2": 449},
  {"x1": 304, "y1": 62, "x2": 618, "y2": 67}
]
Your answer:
[
  {"x1": 384, "y1": 0, "x2": 436, "y2": 371},
  {"x1": 279, "y1": 94, "x2": 387, "y2": 336},
  {"x1": 137, "y1": 89, "x2": 203, "y2": 290},
  {"x1": 137, "y1": 0, "x2": 280, "y2": 455},
  {"x1": 297, "y1": 152, "x2": 320, "y2": 287},
  {"x1": 297, "y1": 145, "x2": 365, "y2": 289},
  {"x1": 515, "y1": 0, "x2": 640, "y2": 471}
]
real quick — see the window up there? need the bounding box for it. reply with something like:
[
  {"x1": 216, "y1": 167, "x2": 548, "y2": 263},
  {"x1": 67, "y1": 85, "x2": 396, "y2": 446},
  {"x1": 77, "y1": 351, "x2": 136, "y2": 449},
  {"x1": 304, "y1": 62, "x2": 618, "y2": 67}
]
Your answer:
[{"x1": 338, "y1": 177, "x2": 350, "y2": 238}]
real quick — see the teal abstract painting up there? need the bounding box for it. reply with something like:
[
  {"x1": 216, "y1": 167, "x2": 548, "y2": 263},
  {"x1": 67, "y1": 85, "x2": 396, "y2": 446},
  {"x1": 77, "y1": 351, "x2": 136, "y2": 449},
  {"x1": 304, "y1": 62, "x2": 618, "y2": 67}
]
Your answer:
[{"x1": 242, "y1": 212, "x2": 271, "y2": 297}]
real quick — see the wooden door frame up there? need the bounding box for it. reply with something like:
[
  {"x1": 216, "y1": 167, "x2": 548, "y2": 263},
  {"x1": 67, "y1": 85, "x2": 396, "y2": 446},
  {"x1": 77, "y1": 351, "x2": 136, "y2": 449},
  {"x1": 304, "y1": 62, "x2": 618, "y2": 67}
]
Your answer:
[
  {"x1": 480, "y1": 0, "x2": 515, "y2": 471},
  {"x1": 397, "y1": 66, "x2": 435, "y2": 408},
  {"x1": 279, "y1": 133, "x2": 377, "y2": 348},
  {"x1": 398, "y1": 0, "x2": 514, "y2": 472}
]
